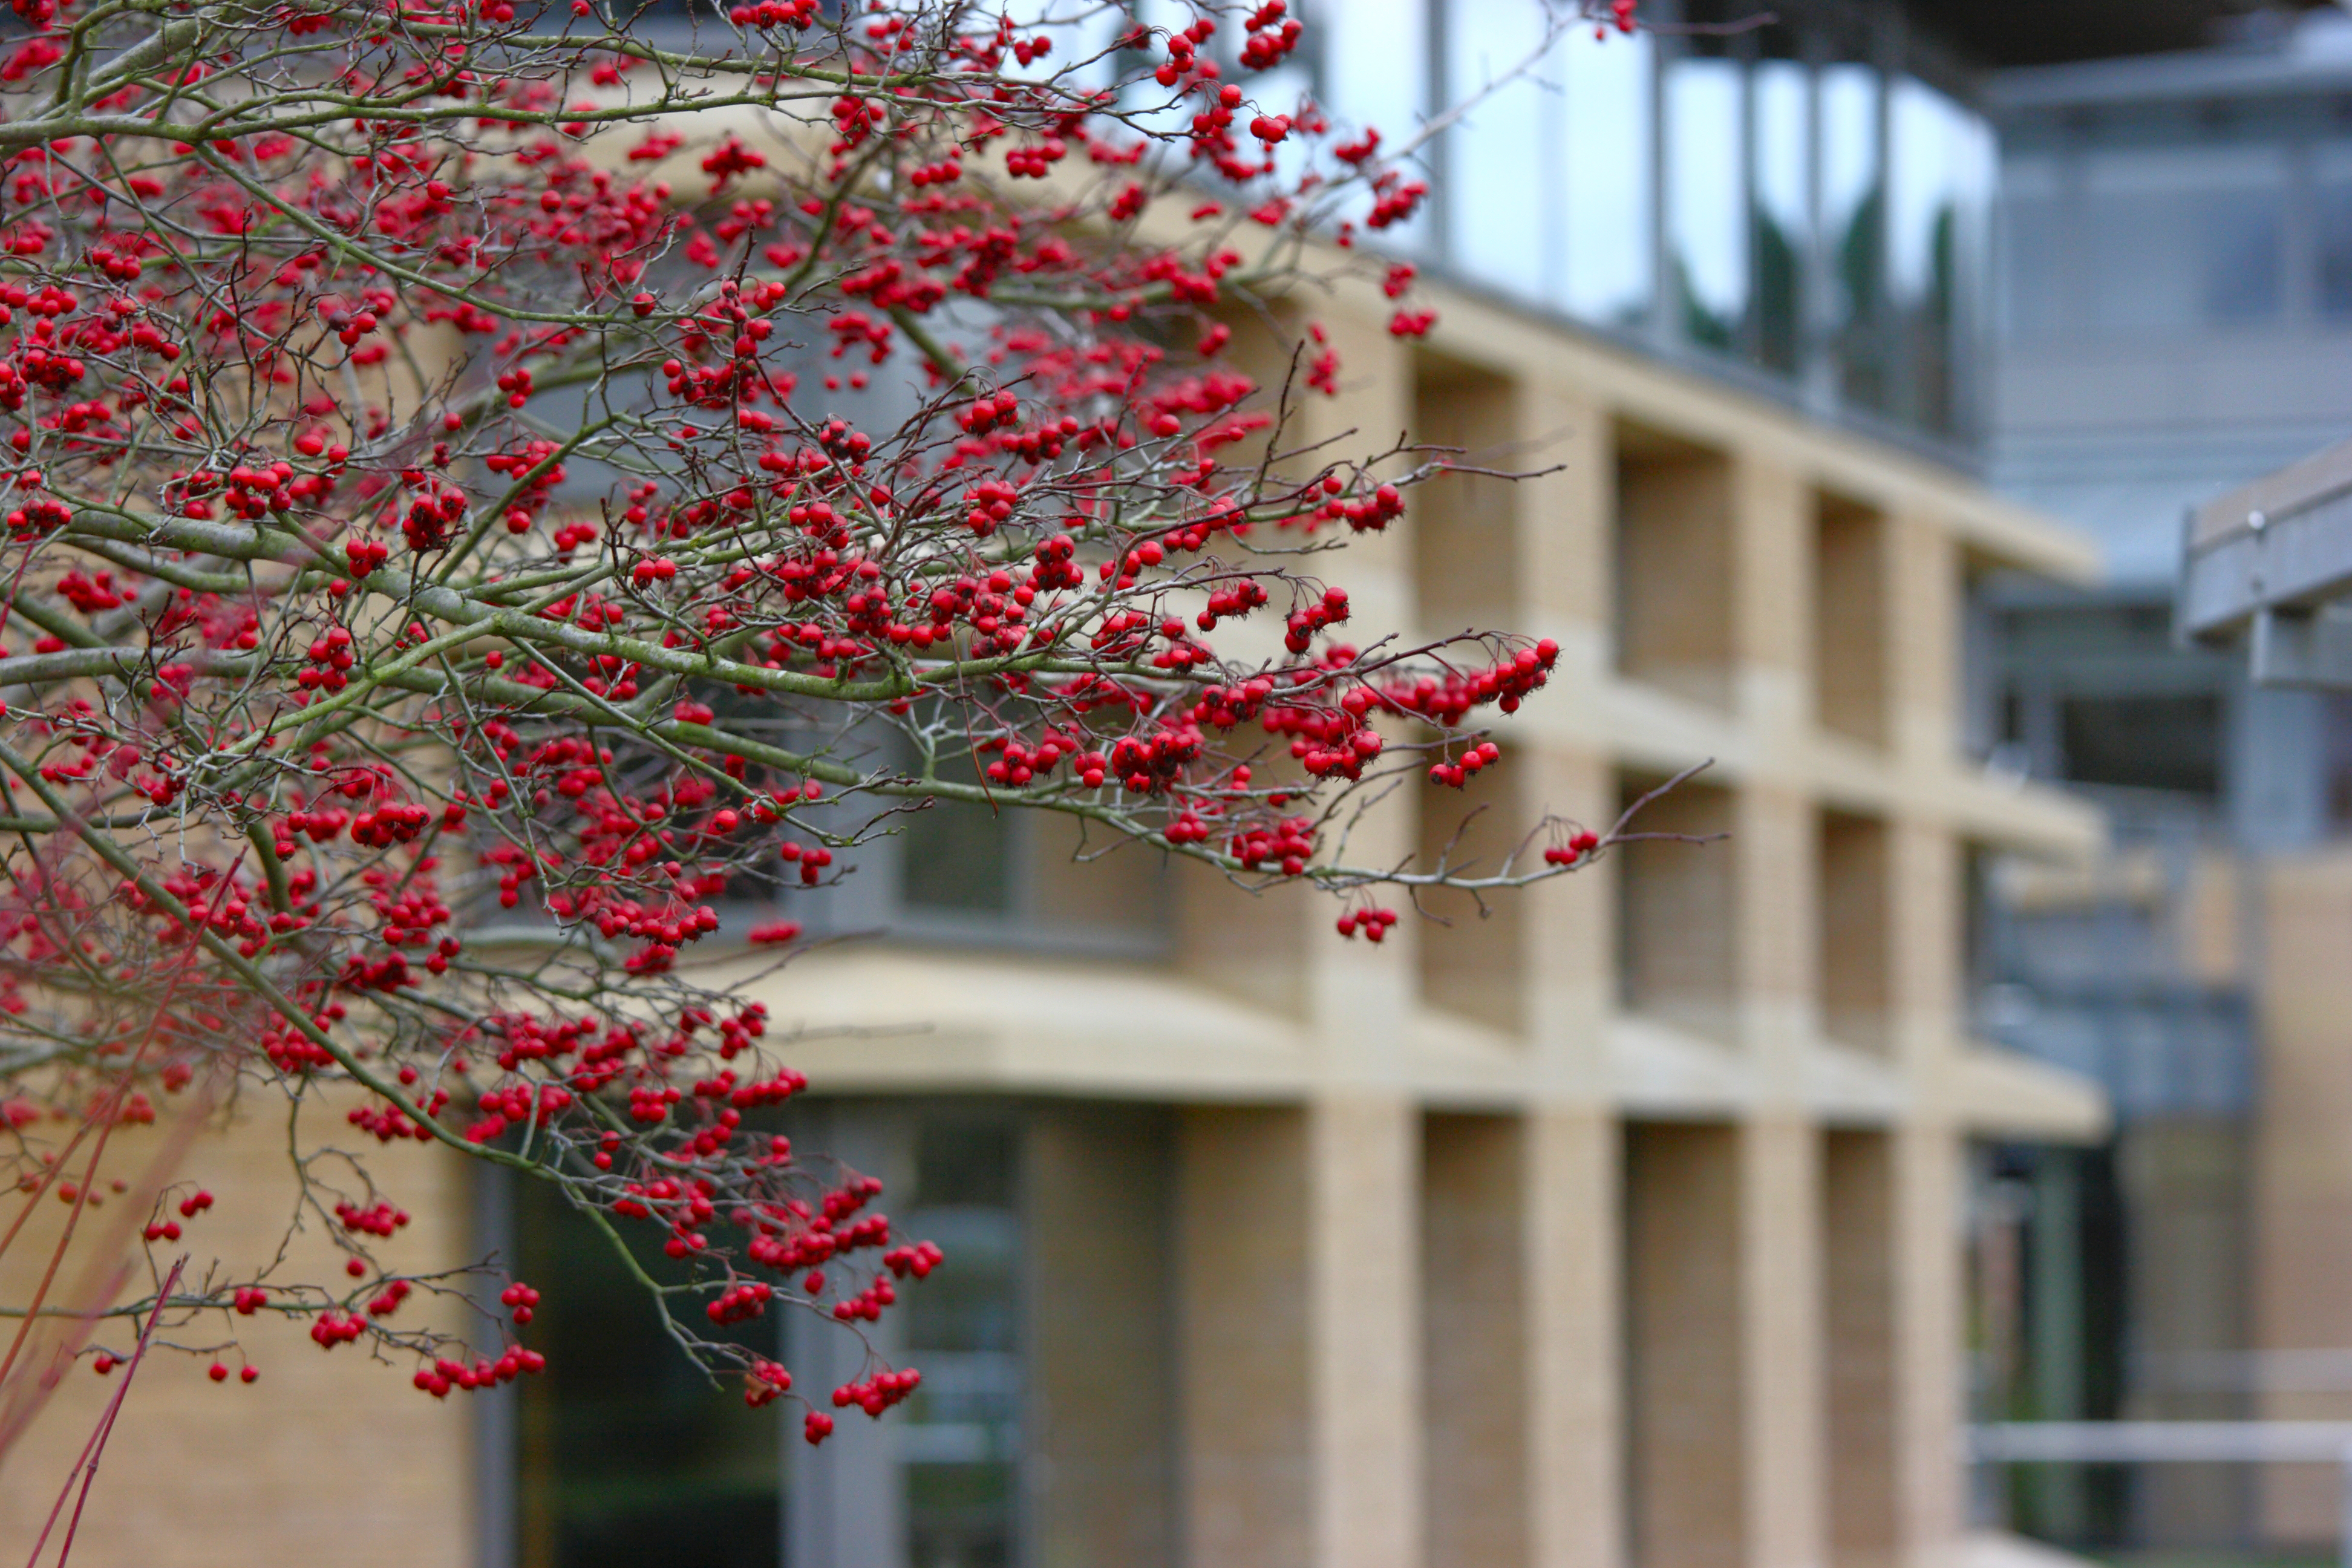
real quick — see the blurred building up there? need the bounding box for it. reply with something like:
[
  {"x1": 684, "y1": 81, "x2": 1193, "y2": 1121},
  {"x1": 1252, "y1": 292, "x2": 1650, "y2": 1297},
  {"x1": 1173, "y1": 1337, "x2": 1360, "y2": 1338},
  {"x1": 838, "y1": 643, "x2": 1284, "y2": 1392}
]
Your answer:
[
  {"x1": 1973, "y1": 2, "x2": 2352, "y2": 1556},
  {"x1": 0, "y1": 4, "x2": 2170, "y2": 1568}
]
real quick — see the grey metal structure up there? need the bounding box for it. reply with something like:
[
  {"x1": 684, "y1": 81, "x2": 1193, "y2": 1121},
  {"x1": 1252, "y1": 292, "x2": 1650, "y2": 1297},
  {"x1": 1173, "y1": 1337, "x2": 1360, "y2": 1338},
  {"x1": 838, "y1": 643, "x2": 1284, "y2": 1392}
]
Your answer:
[
  {"x1": 1972, "y1": 1422, "x2": 2352, "y2": 1568},
  {"x1": 2181, "y1": 436, "x2": 2352, "y2": 689}
]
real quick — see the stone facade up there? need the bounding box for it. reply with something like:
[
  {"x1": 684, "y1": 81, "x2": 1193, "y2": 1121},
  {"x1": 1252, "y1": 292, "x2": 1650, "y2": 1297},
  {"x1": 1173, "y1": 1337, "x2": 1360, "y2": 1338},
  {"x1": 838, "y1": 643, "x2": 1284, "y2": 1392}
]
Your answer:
[{"x1": 1, "y1": 261, "x2": 2105, "y2": 1568}]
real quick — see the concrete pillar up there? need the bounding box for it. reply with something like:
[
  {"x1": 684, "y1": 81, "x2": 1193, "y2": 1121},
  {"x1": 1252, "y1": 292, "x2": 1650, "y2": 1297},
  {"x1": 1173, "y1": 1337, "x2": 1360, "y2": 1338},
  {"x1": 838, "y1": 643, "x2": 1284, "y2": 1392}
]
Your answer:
[
  {"x1": 1311, "y1": 1093, "x2": 1422, "y2": 1568},
  {"x1": 1027, "y1": 1103, "x2": 1176, "y2": 1568},
  {"x1": 1742, "y1": 1118, "x2": 1826, "y2": 1568},
  {"x1": 1527, "y1": 1107, "x2": 1624, "y2": 1568},
  {"x1": 1731, "y1": 449, "x2": 1810, "y2": 734},
  {"x1": 1425, "y1": 1113, "x2": 1530, "y2": 1568},
  {"x1": 1514, "y1": 388, "x2": 1613, "y2": 691},
  {"x1": 1825, "y1": 1129, "x2": 1900, "y2": 1568},
  {"x1": 1892, "y1": 1124, "x2": 1967, "y2": 1568},
  {"x1": 1738, "y1": 782, "x2": 1815, "y2": 1068},
  {"x1": 1177, "y1": 1106, "x2": 1312, "y2": 1568}
]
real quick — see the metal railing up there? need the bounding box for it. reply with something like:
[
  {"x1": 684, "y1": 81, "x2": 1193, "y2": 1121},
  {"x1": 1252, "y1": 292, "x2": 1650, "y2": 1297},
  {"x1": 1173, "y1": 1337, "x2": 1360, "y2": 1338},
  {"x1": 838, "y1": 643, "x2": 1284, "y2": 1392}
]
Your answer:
[{"x1": 1971, "y1": 1422, "x2": 2352, "y2": 1568}]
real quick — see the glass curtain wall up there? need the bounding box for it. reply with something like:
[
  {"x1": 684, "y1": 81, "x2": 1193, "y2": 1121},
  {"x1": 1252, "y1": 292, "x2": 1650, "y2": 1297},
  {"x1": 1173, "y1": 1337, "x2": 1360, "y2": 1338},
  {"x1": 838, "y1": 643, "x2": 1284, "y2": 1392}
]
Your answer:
[{"x1": 1411, "y1": 0, "x2": 1987, "y2": 443}]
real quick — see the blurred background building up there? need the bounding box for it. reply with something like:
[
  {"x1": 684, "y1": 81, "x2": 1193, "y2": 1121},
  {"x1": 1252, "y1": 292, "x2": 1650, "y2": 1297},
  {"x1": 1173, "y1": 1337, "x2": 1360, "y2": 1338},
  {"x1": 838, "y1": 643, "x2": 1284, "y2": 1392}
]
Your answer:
[{"x1": 1968, "y1": 5, "x2": 2352, "y2": 1562}]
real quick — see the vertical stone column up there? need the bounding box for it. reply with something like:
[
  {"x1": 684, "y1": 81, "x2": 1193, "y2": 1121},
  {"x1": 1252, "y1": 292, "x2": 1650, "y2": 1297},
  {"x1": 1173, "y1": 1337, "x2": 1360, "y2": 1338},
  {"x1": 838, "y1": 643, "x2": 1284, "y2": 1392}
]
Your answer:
[
  {"x1": 1879, "y1": 497, "x2": 1969, "y2": 1568},
  {"x1": 1512, "y1": 386, "x2": 1613, "y2": 694},
  {"x1": 1527, "y1": 1105, "x2": 1623, "y2": 1568},
  {"x1": 1509, "y1": 382, "x2": 1624, "y2": 1568},
  {"x1": 1730, "y1": 449, "x2": 1811, "y2": 735},
  {"x1": 1309, "y1": 1093, "x2": 1422, "y2": 1568},
  {"x1": 1027, "y1": 1104, "x2": 1177, "y2": 1568},
  {"x1": 0, "y1": 1105, "x2": 476, "y2": 1568},
  {"x1": 1890, "y1": 1122, "x2": 1966, "y2": 1568},
  {"x1": 1741, "y1": 1117, "x2": 1826, "y2": 1568},
  {"x1": 1824, "y1": 1130, "x2": 1901, "y2": 1568},
  {"x1": 1424, "y1": 1114, "x2": 1530, "y2": 1568},
  {"x1": 1737, "y1": 782, "x2": 1816, "y2": 1068},
  {"x1": 1176, "y1": 1106, "x2": 1312, "y2": 1568}
]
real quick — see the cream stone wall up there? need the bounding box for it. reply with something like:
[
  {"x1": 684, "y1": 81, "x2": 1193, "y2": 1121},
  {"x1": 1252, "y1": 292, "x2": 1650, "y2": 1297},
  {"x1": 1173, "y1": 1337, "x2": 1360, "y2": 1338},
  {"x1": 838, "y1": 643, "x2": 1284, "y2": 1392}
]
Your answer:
[
  {"x1": 2, "y1": 260, "x2": 2108, "y2": 1568},
  {"x1": 0, "y1": 1094, "x2": 476, "y2": 1568}
]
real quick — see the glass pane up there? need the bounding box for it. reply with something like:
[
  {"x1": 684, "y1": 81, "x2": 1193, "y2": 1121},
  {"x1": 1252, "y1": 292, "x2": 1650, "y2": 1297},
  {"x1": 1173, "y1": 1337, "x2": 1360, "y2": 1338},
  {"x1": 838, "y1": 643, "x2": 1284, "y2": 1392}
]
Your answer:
[
  {"x1": 1445, "y1": 0, "x2": 1550, "y2": 300},
  {"x1": 898, "y1": 795, "x2": 1011, "y2": 915},
  {"x1": 2059, "y1": 696, "x2": 2223, "y2": 797},
  {"x1": 1322, "y1": 0, "x2": 1432, "y2": 255},
  {"x1": 2080, "y1": 147, "x2": 2286, "y2": 332},
  {"x1": 2317, "y1": 180, "x2": 2352, "y2": 320},
  {"x1": 2316, "y1": 145, "x2": 2352, "y2": 320},
  {"x1": 1998, "y1": 155, "x2": 2066, "y2": 341},
  {"x1": 1751, "y1": 58, "x2": 1809, "y2": 375},
  {"x1": 1888, "y1": 76, "x2": 1993, "y2": 434},
  {"x1": 1557, "y1": 26, "x2": 1655, "y2": 326},
  {"x1": 895, "y1": 727, "x2": 1013, "y2": 918},
  {"x1": 1668, "y1": 54, "x2": 1747, "y2": 351},
  {"x1": 903, "y1": 1119, "x2": 1022, "y2": 1568},
  {"x1": 516, "y1": 1179, "x2": 783, "y2": 1568},
  {"x1": 1820, "y1": 60, "x2": 1883, "y2": 408}
]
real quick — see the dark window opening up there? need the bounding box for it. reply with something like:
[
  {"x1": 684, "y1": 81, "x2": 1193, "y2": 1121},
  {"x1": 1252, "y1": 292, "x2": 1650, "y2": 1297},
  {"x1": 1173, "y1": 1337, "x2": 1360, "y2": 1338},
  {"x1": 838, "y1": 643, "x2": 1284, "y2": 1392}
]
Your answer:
[
  {"x1": 515, "y1": 1160, "x2": 785, "y2": 1568},
  {"x1": 2058, "y1": 696, "x2": 2222, "y2": 797}
]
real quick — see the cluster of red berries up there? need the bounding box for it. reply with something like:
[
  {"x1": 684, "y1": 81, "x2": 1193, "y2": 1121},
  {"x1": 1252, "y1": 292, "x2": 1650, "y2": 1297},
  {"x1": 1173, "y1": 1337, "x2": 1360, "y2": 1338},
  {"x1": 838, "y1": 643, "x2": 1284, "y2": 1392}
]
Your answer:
[
  {"x1": 744, "y1": 1359, "x2": 794, "y2": 1406},
  {"x1": 831, "y1": 1365, "x2": 921, "y2": 1416},
  {"x1": 1335, "y1": 906, "x2": 1399, "y2": 941},
  {"x1": 1239, "y1": 0, "x2": 1303, "y2": 69},
  {"x1": 333, "y1": 1199, "x2": 409, "y2": 1238},
  {"x1": 311, "y1": 1310, "x2": 366, "y2": 1349},
  {"x1": 1283, "y1": 586, "x2": 1351, "y2": 653},
  {"x1": 413, "y1": 1346, "x2": 544, "y2": 1398},
  {"x1": 1428, "y1": 740, "x2": 1503, "y2": 788},
  {"x1": 1231, "y1": 816, "x2": 1316, "y2": 876},
  {"x1": 1544, "y1": 831, "x2": 1602, "y2": 866},
  {"x1": 883, "y1": 1240, "x2": 944, "y2": 1279},
  {"x1": 707, "y1": 1280, "x2": 774, "y2": 1325}
]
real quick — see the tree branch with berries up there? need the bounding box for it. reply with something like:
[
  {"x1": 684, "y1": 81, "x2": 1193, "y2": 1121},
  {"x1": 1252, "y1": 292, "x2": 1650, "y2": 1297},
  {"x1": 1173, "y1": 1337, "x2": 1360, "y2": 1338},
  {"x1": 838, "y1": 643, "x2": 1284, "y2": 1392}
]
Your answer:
[{"x1": 0, "y1": 0, "x2": 1653, "y2": 1459}]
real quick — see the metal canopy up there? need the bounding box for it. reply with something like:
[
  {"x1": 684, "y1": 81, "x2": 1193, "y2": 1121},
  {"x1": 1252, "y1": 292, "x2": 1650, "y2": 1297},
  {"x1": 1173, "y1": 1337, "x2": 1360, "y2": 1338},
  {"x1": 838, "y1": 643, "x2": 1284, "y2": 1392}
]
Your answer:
[{"x1": 2180, "y1": 435, "x2": 2352, "y2": 690}]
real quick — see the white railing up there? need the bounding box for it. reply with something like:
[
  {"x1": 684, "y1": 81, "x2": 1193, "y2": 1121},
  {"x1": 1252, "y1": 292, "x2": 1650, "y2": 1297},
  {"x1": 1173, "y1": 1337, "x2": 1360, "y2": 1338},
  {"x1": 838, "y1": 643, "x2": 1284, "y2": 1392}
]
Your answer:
[{"x1": 1970, "y1": 1422, "x2": 2352, "y2": 1568}]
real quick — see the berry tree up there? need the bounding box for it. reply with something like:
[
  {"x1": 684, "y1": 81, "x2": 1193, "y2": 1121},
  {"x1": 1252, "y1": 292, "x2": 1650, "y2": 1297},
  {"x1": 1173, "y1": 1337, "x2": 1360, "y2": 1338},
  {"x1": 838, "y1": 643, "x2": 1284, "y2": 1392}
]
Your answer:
[{"x1": 0, "y1": 0, "x2": 1646, "y2": 1486}]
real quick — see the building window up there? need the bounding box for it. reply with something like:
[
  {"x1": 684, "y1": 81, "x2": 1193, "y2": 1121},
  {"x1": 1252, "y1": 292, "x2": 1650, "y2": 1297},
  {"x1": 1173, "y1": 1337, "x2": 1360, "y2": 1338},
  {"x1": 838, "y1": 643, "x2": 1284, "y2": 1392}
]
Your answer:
[
  {"x1": 1667, "y1": 50, "x2": 1749, "y2": 352},
  {"x1": 2079, "y1": 147, "x2": 2286, "y2": 332},
  {"x1": 1751, "y1": 50, "x2": 1810, "y2": 377},
  {"x1": 1555, "y1": 25, "x2": 1657, "y2": 327},
  {"x1": 898, "y1": 1118, "x2": 1024, "y2": 1568},
  {"x1": 2311, "y1": 142, "x2": 2352, "y2": 320},
  {"x1": 1889, "y1": 76, "x2": 1994, "y2": 433},
  {"x1": 509, "y1": 1104, "x2": 1028, "y2": 1568},
  {"x1": 1998, "y1": 160, "x2": 2067, "y2": 341},
  {"x1": 1616, "y1": 774, "x2": 1739, "y2": 1044},
  {"x1": 2057, "y1": 694, "x2": 2223, "y2": 798},
  {"x1": 514, "y1": 1165, "x2": 789, "y2": 1568},
  {"x1": 724, "y1": 725, "x2": 1169, "y2": 955},
  {"x1": 1823, "y1": 57, "x2": 1887, "y2": 410}
]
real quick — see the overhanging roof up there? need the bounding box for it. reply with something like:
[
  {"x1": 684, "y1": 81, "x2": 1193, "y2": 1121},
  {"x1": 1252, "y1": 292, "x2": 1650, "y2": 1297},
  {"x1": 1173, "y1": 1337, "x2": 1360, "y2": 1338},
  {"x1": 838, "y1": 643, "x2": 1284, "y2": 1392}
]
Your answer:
[{"x1": 1907, "y1": 0, "x2": 2333, "y2": 69}]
